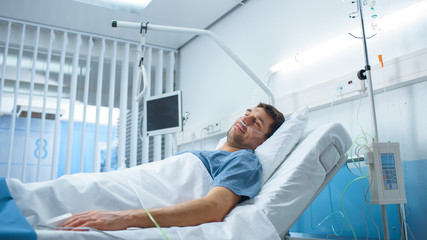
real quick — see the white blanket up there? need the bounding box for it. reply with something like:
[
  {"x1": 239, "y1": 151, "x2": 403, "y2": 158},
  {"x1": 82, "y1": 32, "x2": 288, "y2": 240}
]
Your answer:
[{"x1": 8, "y1": 153, "x2": 280, "y2": 240}]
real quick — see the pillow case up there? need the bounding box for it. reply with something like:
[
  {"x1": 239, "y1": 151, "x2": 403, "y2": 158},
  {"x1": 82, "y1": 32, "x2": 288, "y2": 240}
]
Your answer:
[{"x1": 255, "y1": 106, "x2": 308, "y2": 184}]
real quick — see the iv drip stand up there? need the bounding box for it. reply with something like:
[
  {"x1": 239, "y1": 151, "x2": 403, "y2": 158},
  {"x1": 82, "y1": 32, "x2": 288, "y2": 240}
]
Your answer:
[
  {"x1": 356, "y1": 0, "x2": 379, "y2": 142},
  {"x1": 356, "y1": 2, "x2": 409, "y2": 239},
  {"x1": 355, "y1": 0, "x2": 389, "y2": 239},
  {"x1": 356, "y1": 1, "x2": 407, "y2": 240}
]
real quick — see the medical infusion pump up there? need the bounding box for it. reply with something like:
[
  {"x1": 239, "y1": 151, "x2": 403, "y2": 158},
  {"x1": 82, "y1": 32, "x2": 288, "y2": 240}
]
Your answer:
[{"x1": 365, "y1": 142, "x2": 407, "y2": 205}]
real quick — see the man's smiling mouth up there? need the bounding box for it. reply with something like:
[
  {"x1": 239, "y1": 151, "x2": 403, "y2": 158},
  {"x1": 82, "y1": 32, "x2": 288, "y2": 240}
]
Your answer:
[{"x1": 235, "y1": 123, "x2": 245, "y2": 134}]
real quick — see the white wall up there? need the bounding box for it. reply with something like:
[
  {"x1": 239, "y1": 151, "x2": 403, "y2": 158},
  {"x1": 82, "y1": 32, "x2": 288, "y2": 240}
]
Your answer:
[
  {"x1": 307, "y1": 79, "x2": 427, "y2": 161},
  {"x1": 178, "y1": 0, "x2": 427, "y2": 153}
]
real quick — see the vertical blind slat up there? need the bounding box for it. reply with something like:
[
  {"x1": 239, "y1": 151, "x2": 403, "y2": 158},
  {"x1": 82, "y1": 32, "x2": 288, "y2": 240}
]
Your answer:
[
  {"x1": 106, "y1": 41, "x2": 117, "y2": 172},
  {"x1": 79, "y1": 37, "x2": 94, "y2": 173},
  {"x1": 118, "y1": 43, "x2": 129, "y2": 169},
  {"x1": 142, "y1": 47, "x2": 152, "y2": 164},
  {"x1": 153, "y1": 49, "x2": 163, "y2": 162},
  {"x1": 93, "y1": 38, "x2": 106, "y2": 173},
  {"x1": 39, "y1": 29, "x2": 55, "y2": 180},
  {"x1": 22, "y1": 26, "x2": 40, "y2": 182},
  {"x1": 7, "y1": 24, "x2": 26, "y2": 178},
  {"x1": 166, "y1": 51, "x2": 174, "y2": 93},
  {"x1": 164, "y1": 51, "x2": 175, "y2": 158},
  {"x1": 52, "y1": 31, "x2": 68, "y2": 179},
  {"x1": 130, "y1": 48, "x2": 140, "y2": 167},
  {"x1": 65, "y1": 34, "x2": 82, "y2": 175},
  {"x1": 0, "y1": 21, "x2": 11, "y2": 115}
]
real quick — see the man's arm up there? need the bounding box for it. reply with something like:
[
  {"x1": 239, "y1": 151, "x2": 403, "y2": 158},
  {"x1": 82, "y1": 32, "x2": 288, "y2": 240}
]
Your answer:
[{"x1": 61, "y1": 186, "x2": 241, "y2": 231}]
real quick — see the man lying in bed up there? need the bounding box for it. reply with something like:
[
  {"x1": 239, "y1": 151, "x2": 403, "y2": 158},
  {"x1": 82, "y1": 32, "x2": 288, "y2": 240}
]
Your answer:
[{"x1": 61, "y1": 103, "x2": 284, "y2": 231}]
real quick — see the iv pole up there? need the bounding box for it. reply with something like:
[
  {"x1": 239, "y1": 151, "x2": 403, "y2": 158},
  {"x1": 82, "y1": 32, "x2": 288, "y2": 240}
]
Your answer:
[
  {"x1": 356, "y1": 1, "x2": 408, "y2": 240},
  {"x1": 356, "y1": 0, "x2": 379, "y2": 142},
  {"x1": 112, "y1": 20, "x2": 276, "y2": 106},
  {"x1": 356, "y1": 2, "x2": 409, "y2": 239},
  {"x1": 355, "y1": 0, "x2": 388, "y2": 239}
]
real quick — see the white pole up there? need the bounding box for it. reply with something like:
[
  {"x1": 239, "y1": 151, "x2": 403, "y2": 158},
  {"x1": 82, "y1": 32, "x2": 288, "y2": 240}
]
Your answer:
[
  {"x1": 79, "y1": 37, "x2": 94, "y2": 172},
  {"x1": 7, "y1": 24, "x2": 26, "y2": 179},
  {"x1": 356, "y1": 1, "x2": 390, "y2": 239},
  {"x1": 51, "y1": 32, "x2": 68, "y2": 179},
  {"x1": 357, "y1": 0, "x2": 379, "y2": 142},
  {"x1": 118, "y1": 43, "x2": 130, "y2": 169},
  {"x1": 65, "y1": 34, "x2": 82, "y2": 175},
  {"x1": 93, "y1": 38, "x2": 106, "y2": 173}
]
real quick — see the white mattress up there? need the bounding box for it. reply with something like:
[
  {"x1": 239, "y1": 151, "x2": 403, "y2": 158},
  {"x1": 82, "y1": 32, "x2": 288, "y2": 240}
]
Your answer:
[{"x1": 9, "y1": 122, "x2": 351, "y2": 240}]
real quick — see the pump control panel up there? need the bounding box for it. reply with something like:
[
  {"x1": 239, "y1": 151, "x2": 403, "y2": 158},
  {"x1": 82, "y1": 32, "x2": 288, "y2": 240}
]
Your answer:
[{"x1": 365, "y1": 142, "x2": 407, "y2": 205}]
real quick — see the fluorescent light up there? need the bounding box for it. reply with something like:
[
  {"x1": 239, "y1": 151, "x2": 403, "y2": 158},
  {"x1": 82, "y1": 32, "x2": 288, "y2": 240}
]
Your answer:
[
  {"x1": 73, "y1": 0, "x2": 152, "y2": 13},
  {"x1": 268, "y1": 1, "x2": 427, "y2": 75},
  {"x1": 376, "y1": 1, "x2": 427, "y2": 31}
]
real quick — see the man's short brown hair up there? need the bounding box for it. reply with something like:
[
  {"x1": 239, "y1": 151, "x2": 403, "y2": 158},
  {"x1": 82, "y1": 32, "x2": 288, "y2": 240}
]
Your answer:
[{"x1": 257, "y1": 103, "x2": 285, "y2": 138}]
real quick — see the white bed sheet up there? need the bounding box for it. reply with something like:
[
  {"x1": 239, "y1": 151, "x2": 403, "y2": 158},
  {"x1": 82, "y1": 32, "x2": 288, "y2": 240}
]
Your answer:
[
  {"x1": 8, "y1": 153, "x2": 280, "y2": 240},
  {"x1": 7, "y1": 153, "x2": 212, "y2": 228},
  {"x1": 8, "y1": 122, "x2": 351, "y2": 240}
]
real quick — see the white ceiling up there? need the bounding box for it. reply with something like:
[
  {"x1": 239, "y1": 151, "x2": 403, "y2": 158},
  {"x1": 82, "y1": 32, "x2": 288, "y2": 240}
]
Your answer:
[{"x1": 0, "y1": 0, "x2": 246, "y2": 49}]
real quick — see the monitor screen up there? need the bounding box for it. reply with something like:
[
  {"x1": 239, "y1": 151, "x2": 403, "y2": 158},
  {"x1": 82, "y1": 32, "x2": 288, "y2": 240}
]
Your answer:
[{"x1": 144, "y1": 91, "x2": 182, "y2": 136}]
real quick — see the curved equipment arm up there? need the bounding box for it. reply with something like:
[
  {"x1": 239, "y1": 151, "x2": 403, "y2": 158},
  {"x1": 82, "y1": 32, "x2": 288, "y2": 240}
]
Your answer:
[{"x1": 112, "y1": 20, "x2": 276, "y2": 106}]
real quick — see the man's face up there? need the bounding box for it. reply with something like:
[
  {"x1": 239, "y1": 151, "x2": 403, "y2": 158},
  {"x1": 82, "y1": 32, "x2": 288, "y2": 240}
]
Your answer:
[{"x1": 226, "y1": 107, "x2": 274, "y2": 150}]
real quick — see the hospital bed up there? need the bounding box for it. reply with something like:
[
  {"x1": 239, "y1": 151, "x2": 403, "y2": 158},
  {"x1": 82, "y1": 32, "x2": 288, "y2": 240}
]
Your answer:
[{"x1": 1, "y1": 108, "x2": 352, "y2": 240}]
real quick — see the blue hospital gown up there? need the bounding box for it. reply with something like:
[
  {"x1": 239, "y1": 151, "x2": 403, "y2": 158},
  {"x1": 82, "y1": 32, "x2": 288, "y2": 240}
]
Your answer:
[{"x1": 185, "y1": 149, "x2": 262, "y2": 201}]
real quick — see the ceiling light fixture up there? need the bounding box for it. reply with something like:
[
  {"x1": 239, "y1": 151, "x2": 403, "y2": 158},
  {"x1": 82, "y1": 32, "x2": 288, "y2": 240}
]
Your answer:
[{"x1": 73, "y1": 0, "x2": 152, "y2": 13}]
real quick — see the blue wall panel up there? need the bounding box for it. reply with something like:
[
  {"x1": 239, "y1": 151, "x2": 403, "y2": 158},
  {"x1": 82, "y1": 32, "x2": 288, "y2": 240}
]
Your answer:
[
  {"x1": 403, "y1": 159, "x2": 427, "y2": 239},
  {"x1": 57, "y1": 122, "x2": 116, "y2": 177},
  {"x1": 290, "y1": 159, "x2": 426, "y2": 239},
  {"x1": 0, "y1": 116, "x2": 55, "y2": 182}
]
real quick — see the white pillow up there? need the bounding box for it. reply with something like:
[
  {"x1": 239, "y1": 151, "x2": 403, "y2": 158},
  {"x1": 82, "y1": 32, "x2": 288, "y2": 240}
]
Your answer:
[{"x1": 255, "y1": 106, "x2": 308, "y2": 184}]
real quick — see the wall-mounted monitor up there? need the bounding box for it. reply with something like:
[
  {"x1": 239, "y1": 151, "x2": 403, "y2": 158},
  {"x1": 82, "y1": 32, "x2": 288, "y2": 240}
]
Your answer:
[{"x1": 144, "y1": 91, "x2": 182, "y2": 136}]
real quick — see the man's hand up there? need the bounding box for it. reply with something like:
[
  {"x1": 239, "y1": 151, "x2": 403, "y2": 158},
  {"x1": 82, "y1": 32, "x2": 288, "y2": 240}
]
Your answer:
[
  {"x1": 61, "y1": 210, "x2": 134, "y2": 230},
  {"x1": 61, "y1": 186, "x2": 241, "y2": 231}
]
